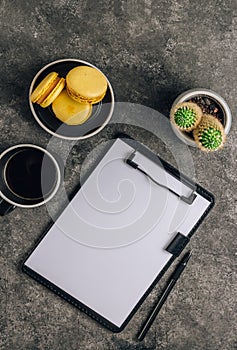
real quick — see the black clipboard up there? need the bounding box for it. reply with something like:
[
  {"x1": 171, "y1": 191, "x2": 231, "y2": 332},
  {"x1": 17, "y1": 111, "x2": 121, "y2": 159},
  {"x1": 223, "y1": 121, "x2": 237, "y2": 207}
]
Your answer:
[{"x1": 22, "y1": 136, "x2": 214, "y2": 332}]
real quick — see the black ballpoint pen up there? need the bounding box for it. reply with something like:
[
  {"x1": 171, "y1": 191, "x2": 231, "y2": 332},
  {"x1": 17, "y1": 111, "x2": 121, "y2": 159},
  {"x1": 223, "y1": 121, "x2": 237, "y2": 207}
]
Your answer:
[{"x1": 137, "y1": 251, "x2": 192, "y2": 341}]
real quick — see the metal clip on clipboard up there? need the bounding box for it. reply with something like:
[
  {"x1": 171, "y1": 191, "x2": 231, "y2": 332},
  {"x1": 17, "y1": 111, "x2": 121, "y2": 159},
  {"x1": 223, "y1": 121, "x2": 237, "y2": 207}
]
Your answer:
[{"x1": 125, "y1": 151, "x2": 197, "y2": 205}]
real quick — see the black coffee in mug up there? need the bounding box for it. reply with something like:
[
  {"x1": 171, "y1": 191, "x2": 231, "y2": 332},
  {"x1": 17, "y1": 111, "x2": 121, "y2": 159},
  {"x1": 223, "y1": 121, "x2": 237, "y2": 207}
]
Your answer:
[
  {"x1": 0, "y1": 144, "x2": 61, "y2": 215},
  {"x1": 5, "y1": 148, "x2": 57, "y2": 200}
]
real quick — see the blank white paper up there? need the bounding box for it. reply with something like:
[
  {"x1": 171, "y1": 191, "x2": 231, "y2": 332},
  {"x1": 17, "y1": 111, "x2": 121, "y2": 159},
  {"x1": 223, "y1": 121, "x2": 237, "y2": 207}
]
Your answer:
[{"x1": 25, "y1": 139, "x2": 211, "y2": 327}]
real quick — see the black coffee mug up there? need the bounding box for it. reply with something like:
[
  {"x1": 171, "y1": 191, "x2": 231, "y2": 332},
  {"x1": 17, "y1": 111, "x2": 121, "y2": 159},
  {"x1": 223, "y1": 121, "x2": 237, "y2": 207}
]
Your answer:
[{"x1": 0, "y1": 144, "x2": 61, "y2": 215}]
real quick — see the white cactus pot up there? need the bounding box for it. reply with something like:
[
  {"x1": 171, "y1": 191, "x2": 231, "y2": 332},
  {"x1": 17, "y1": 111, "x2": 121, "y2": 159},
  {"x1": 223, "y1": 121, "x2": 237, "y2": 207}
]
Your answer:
[{"x1": 170, "y1": 88, "x2": 232, "y2": 147}]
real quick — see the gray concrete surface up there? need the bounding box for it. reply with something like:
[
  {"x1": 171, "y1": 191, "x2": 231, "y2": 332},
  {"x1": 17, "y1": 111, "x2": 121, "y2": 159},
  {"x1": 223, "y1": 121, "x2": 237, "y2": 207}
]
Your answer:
[{"x1": 0, "y1": 1, "x2": 237, "y2": 349}]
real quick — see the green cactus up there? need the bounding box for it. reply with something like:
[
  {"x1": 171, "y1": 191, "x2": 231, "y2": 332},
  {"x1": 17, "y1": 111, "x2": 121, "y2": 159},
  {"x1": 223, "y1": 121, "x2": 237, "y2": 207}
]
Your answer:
[
  {"x1": 170, "y1": 102, "x2": 203, "y2": 131},
  {"x1": 193, "y1": 114, "x2": 226, "y2": 152}
]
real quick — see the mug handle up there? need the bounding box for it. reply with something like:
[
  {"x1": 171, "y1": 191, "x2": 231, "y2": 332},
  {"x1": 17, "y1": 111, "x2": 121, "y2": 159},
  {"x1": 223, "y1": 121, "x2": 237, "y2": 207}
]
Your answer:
[{"x1": 0, "y1": 197, "x2": 16, "y2": 216}]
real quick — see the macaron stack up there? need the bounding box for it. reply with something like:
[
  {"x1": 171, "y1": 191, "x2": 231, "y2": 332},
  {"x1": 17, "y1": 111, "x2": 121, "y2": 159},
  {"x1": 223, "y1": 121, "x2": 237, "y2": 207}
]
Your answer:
[
  {"x1": 66, "y1": 66, "x2": 108, "y2": 104},
  {"x1": 30, "y1": 65, "x2": 108, "y2": 125},
  {"x1": 30, "y1": 72, "x2": 65, "y2": 108}
]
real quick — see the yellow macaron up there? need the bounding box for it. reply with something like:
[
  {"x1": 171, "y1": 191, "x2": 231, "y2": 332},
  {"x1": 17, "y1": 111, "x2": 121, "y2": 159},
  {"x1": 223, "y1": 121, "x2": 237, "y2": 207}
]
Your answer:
[
  {"x1": 66, "y1": 66, "x2": 108, "y2": 104},
  {"x1": 30, "y1": 72, "x2": 65, "y2": 108},
  {"x1": 52, "y1": 89, "x2": 92, "y2": 125}
]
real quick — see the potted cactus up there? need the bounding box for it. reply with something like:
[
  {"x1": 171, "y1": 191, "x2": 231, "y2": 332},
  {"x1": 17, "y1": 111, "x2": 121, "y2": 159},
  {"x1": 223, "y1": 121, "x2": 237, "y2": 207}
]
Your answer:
[
  {"x1": 170, "y1": 88, "x2": 232, "y2": 151},
  {"x1": 170, "y1": 102, "x2": 202, "y2": 132},
  {"x1": 193, "y1": 114, "x2": 226, "y2": 152}
]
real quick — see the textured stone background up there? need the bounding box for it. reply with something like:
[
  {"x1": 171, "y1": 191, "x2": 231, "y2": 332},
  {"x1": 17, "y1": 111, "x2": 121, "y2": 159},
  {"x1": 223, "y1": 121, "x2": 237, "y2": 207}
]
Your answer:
[{"x1": 0, "y1": 1, "x2": 237, "y2": 349}]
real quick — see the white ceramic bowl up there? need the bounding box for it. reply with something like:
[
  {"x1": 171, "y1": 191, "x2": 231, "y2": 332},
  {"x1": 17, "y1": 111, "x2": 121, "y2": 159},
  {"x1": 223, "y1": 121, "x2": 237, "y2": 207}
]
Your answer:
[{"x1": 29, "y1": 59, "x2": 115, "y2": 140}]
